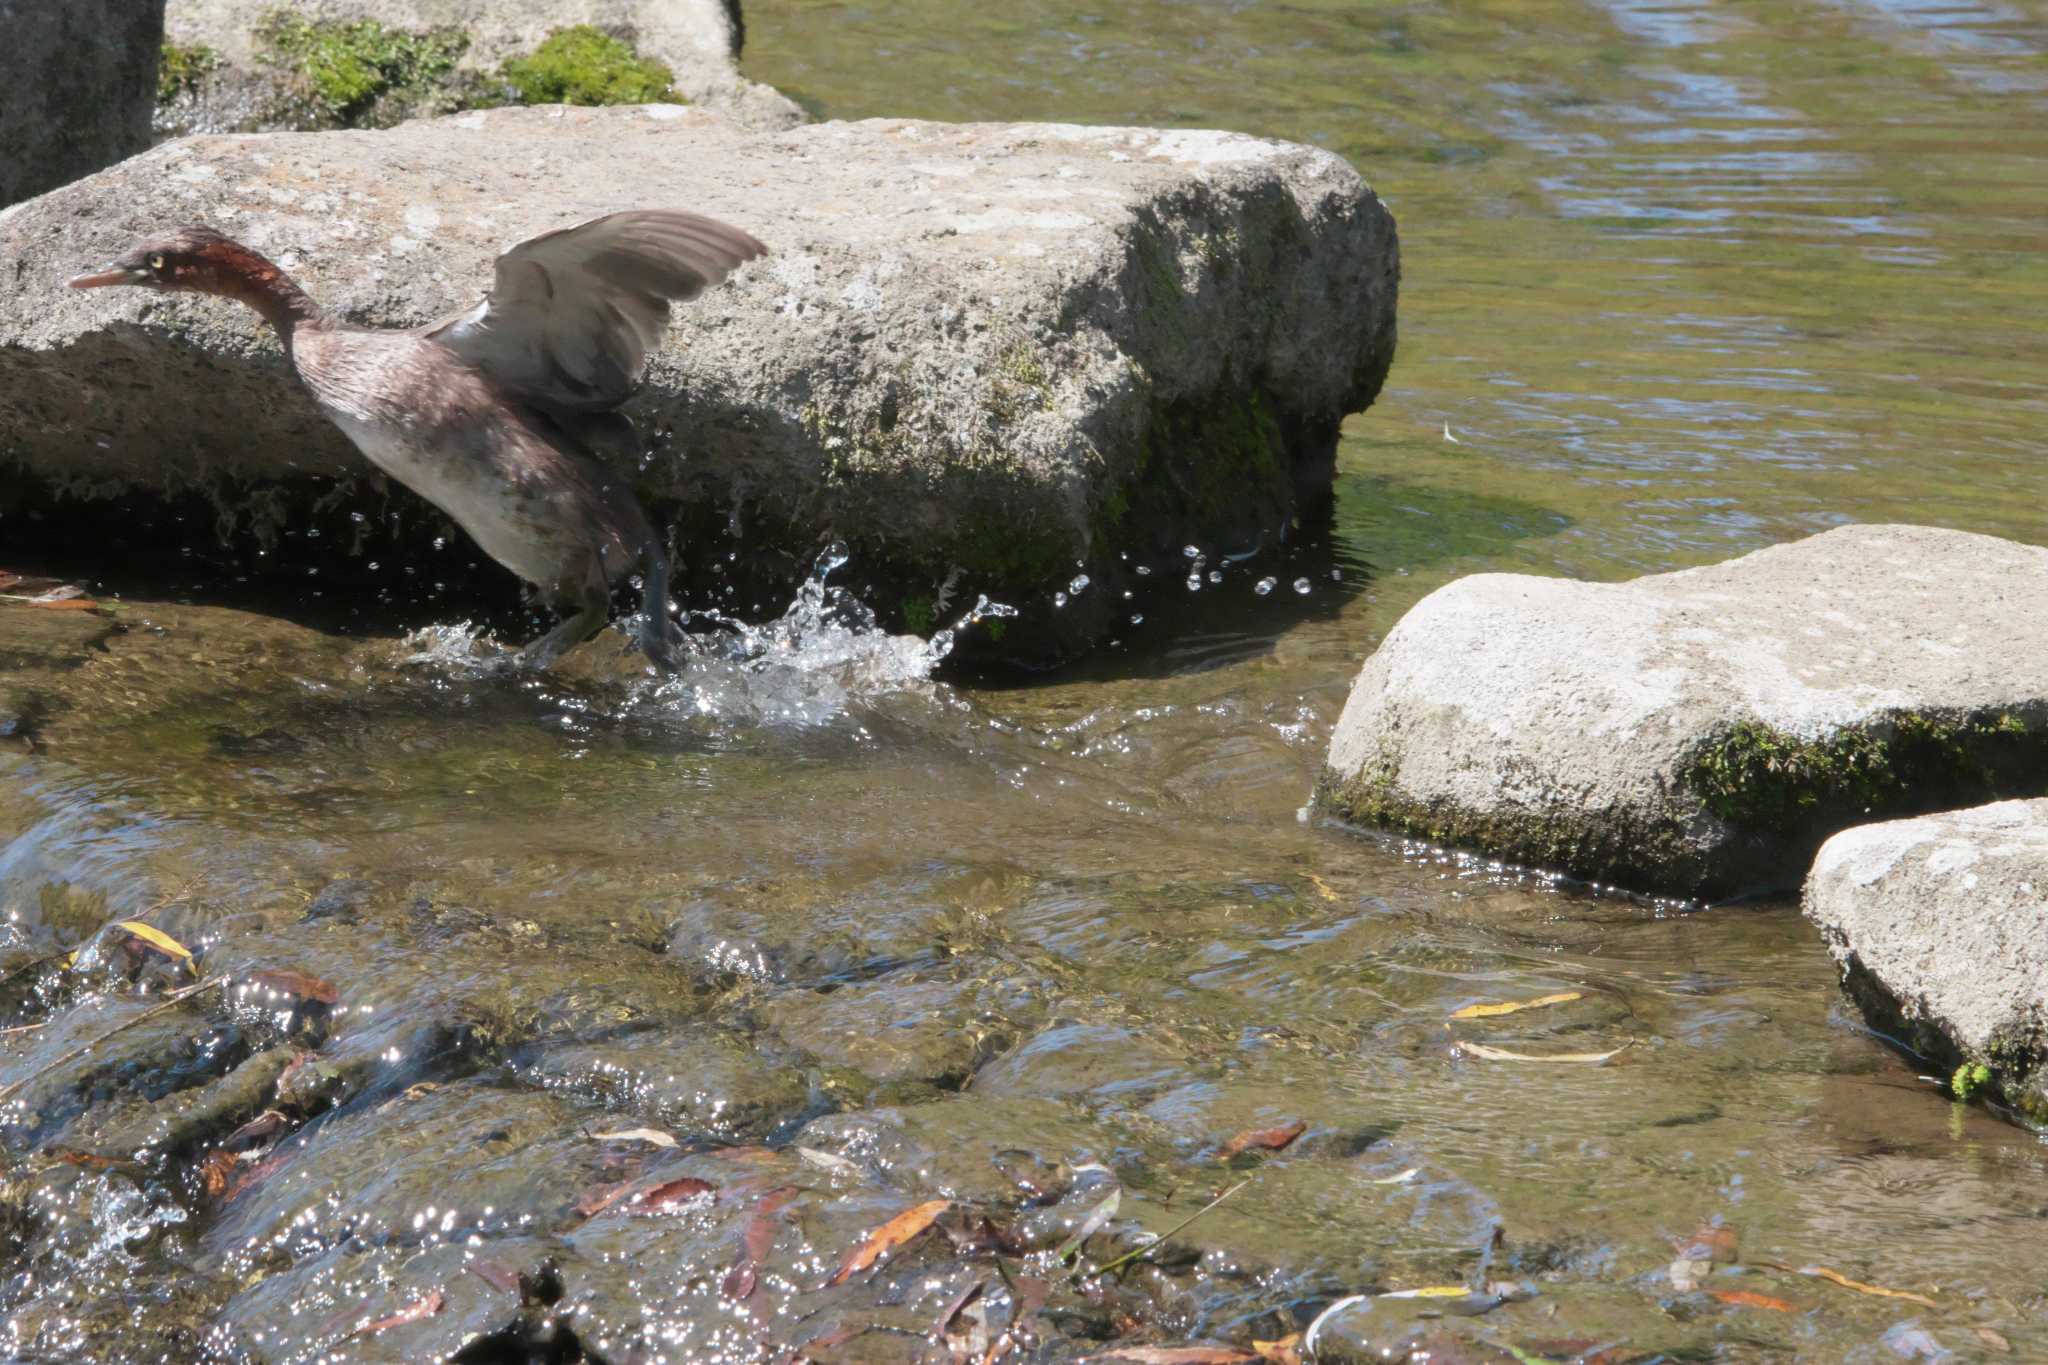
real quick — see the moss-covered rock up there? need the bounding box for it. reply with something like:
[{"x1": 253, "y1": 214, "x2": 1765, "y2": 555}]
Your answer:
[
  {"x1": 1322, "y1": 526, "x2": 2048, "y2": 898},
  {"x1": 501, "y1": 25, "x2": 677, "y2": 106},
  {"x1": 1807, "y1": 802, "x2": 2048, "y2": 1130}
]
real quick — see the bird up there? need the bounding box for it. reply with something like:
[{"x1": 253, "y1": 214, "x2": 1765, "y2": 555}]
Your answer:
[{"x1": 68, "y1": 210, "x2": 767, "y2": 671}]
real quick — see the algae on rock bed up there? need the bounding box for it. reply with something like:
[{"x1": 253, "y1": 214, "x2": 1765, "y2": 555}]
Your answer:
[{"x1": 162, "y1": 15, "x2": 685, "y2": 133}]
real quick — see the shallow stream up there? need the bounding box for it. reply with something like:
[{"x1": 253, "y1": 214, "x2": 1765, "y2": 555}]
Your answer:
[{"x1": 3, "y1": 0, "x2": 2047, "y2": 1360}]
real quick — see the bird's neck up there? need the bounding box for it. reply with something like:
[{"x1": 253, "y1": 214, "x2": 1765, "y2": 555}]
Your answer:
[{"x1": 199, "y1": 240, "x2": 324, "y2": 342}]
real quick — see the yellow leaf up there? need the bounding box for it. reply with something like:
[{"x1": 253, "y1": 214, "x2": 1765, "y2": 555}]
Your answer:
[
  {"x1": 1449, "y1": 991, "x2": 1582, "y2": 1021},
  {"x1": 1306, "y1": 874, "x2": 1339, "y2": 903},
  {"x1": 119, "y1": 922, "x2": 194, "y2": 963},
  {"x1": 1460, "y1": 1040, "x2": 1630, "y2": 1064},
  {"x1": 1796, "y1": 1265, "x2": 1936, "y2": 1308},
  {"x1": 1379, "y1": 1285, "x2": 1470, "y2": 1299}
]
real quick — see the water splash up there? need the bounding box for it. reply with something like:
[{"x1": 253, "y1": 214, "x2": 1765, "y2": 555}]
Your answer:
[{"x1": 398, "y1": 544, "x2": 1015, "y2": 727}]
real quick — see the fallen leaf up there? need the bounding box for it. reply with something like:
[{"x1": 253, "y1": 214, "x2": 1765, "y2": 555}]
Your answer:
[
  {"x1": 466, "y1": 1259, "x2": 523, "y2": 1294},
  {"x1": 1794, "y1": 1264, "x2": 1936, "y2": 1308},
  {"x1": 1081, "y1": 1348, "x2": 1255, "y2": 1364},
  {"x1": 198, "y1": 1149, "x2": 240, "y2": 1197},
  {"x1": 247, "y1": 967, "x2": 338, "y2": 1005},
  {"x1": 51, "y1": 1148, "x2": 123, "y2": 1171},
  {"x1": 219, "y1": 1148, "x2": 292, "y2": 1202},
  {"x1": 1459, "y1": 1041, "x2": 1631, "y2": 1064},
  {"x1": 1307, "y1": 874, "x2": 1339, "y2": 903},
  {"x1": 118, "y1": 921, "x2": 194, "y2": 964},
  {"x1": 1710, "y1": 1289, "x2": 1796, "y2": 1312},
  {"x1": 1450, "y1": 991, "x2": 1583, "y2": 1021},
  {"x1": 829, "y1": 1199, "x2": 950, "y2": 1285},
  {"x1": 626, "y1": 1176, "x2": 715, "y2": 1215},
  {"x1": 573, "y1": 1177, "x2": 640, "y2": 1219},
  {"x1": 1674, "y1": 1224, "x2": 1738, "y2": 1263},
  {"x1": 1253, "y1": 1332, "x2": 1303, "y2": 1364},
  {"x1": 1368, "y1": 1168, "x2": 1420, "y2": 1185},
  {"x1": 349, "y1": 1289, "x2": 444, "y2": 1337},
  {"x1": 723, "y1": 1185, "x2": 799, "y2": 1301},
  {"x1": 221, "y1": 1109, "x2": 290, "y2": 1149},
  {"x1": 1379, "y1": 1285, "x2": 1473, "y2": 1300},
  {"x1": 593, "y1": 1127, "x2": 678, "y2": 1149},
  {"x1": 795, "y1": 1145, "x2": 863, "y2": 1178},
  {"x1": 1217, "y1": 1120, "x2": 1307, "y2": 1160},
  {"x1": 1055, "y1": 1186, "x2": 1121, "y2": 1263},
  {"x1": 1976, "y1": 1327, "x2": 2011, "y2": 1353}
]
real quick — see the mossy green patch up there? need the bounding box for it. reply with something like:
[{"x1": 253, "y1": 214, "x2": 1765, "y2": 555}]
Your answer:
[
  {"x1": 1684, "y1": 710, "x2": 2048, "y2": 830},
  {"x1": 257, "y1": 12, "x2": 469, "y2": 125},
  {"x1": 500, "y1": 26, "x2": 678, "y2": 106},
  {"x1": 900, "y1": 595, "x2": 936, "y2": 637},
  {"x1": 158, "y1": 42, "x2": 219, "y2": 103},
  {"x1": 1952, "y1": 1061, "x2": 1992, "y2": 1101}
]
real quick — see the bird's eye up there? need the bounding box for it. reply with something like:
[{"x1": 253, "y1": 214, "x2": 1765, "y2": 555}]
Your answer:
[{"x1": 149, "y1": 254, "x2": 166, "y2": 272}]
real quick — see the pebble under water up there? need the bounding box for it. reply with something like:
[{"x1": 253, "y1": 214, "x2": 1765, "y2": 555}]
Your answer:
[{"x1": 5, "y1": 0, "x2": 2048, "y2": 1359}]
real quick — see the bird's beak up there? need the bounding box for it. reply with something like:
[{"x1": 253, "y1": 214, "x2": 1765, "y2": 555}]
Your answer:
[{"x1": 67, "y1": 267, "x2": 144, "y2": 289}]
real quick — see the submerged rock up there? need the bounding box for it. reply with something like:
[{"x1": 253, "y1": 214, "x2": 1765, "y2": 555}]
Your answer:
[
  {"x1": 1805, "y1": 800, "x2": 2048, "y2": 1124},
  {"x1": 158, "y1": 0, "x2": 800, "y2": 133},
  {"x1": 0, "y1": 105, "x2": 1396, "y2": 662},
  {"x1": 0, "y1": 0, "x2": 164, "y2": 208},
  {"x1": 1318, "y1": 526, "x2": 2048, "y2": 899}
]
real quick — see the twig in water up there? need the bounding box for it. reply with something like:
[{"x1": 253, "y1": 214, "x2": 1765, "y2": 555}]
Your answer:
[
  {"x1": 0, "y1": 976, "x2": 223, "y2": 1108},
  {"x1": 1091, "y1": 1179, "x2": 1252, "y2": 1277}
]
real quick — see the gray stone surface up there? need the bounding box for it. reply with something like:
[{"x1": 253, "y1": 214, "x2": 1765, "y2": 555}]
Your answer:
[
  {"x1": 1319, "y1": 525, "x2": 2048, "y2": 899},
  {"x1": 0, "y1": 106, "x2": 1396, "y2": 659},
  {"x1": 0, "y1": 0, "x2": 164, "y2": 208},
  {"x1": 162, "y1": 0, "x2": 801, "y2": 131},
  {"x1": 1805, "y1": 800, "x2": 2048, "y2": 1123}
]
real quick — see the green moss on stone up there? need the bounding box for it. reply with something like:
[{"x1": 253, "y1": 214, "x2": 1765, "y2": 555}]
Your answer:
[
  {"x1": 158, "y1": 42, "x2": 219, "y2": 102},
  {"x1": 1684, "y1": 710, "x2": 2048, "y2": 830},
  {"x1": 501, "y1": 26, "x2": 678, "y2": 106},
  {"x1": 901, "y1": 595, "x2": 936, "y2": 637},
  {"x1": 1952, "y1": 1061, "x2": 1992, "y2": 1101},
  {"x1": 257, "y1": 12, "x2": 469, "y2": 124}
]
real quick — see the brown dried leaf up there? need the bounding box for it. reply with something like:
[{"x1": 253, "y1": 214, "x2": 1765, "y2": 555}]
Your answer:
[
  {"x1": 467, "y1": 1259, "x2": 523, "y2": 1294},
  {"x1": 829, "y1": 1199, "x2": 951, "y2": 1285},
  {"x1": 222, "y1": 1108, "x2": 290, "y2": 1150},
  {"x1": 573, "y1": 1177, "x2": 639, "y2": 1219},
  {"x1": 1709, "y1": 1289, "x2": 1796, "y2": 1312},
  {"x1": 198, "y1": 1150, "x2": 238, "y2": 1196},
  {"x1": 1673, "y1": 1224, "x2": 1738, "y2": 1263},
  {"x1": 629, "y1": 1175, "x2": 715, "y2": 1214},
  {"x1": 1217, "y1": 1120, "x2": 1307, "y2": 1160},
  {"x1": 1976, "y1": 1327, "x2": 2012, "y2": 1353},
  {"x1": 248, "y1": 967, "x2": 339, "y2": 1005},
  {"x1": 1081, "y1": 1348, "x2": 1257, "y2": 1364},
  {"x1": 51, "y1": 1148, "x2": 123, "y2": 1171},
  {"x1": 350, "y1": 1289, "x2": 445, "y2": 1337}
]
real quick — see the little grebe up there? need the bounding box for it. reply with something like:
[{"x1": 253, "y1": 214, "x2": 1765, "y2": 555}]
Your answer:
[{"x1": 70, "y1": 210, "x2": 767, "y2": 671}]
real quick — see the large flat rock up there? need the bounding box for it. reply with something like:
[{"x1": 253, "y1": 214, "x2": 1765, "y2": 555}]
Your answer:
[
  {"x1": 0, "y1": 106, "x2": 1396, "y2": 661},
  {"x1": 0, "y1": 0, "x2": 164, "y2": 208},
  {"x1": 163, "y1": 0, "x2": 801, "y2": 132},
  {"x1": 1806, "y1": 800, "x2": 2048, "y2": 1124},
  {"x1": 1318, "y1": 525, "x2": 2048, "y2": 899}
]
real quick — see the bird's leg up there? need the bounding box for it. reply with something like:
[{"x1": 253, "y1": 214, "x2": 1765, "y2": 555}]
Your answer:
[
  {"x1": 637, "y1": 543, "x2": 684, "y2": 674},
  {"x1": 514, "y1": 580, "x2": 610, "y2": 670}
]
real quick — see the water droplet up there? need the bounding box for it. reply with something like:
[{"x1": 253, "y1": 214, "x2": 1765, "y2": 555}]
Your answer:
[
  {"x1": 1293, "y1": 577, "x2": 1312, "y2": 595},
  {"x1": 1135, "y1": 565, "x2": 1152, "y2": 577},
  {"x1": 1053, "y1": 592, "x2": 1068, "y2": 608},
  {"x1": 1129, "y1": 613, "x2": 1144, "y2": 624},
  {"x1": 1068, "y1": 574, "x2": 1090, "y2": 595},
  {"x1": 1208, "y1": 569, "x2": 1222, "y2": 584},
  {"x1": 432, "y1": 537, "x2": 447, "y2": 550},
  {"x1": 1183, "y1": 545, "x2": 1201, "y2": 558},
  {"x1": 1186, "y1": 573, "x2": 1202, "y2": 591},
  {"x1": 1255, "y1": 576, "x2": 1277, "y2": 595}
]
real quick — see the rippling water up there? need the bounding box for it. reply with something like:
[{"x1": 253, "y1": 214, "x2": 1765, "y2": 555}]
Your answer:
[{"x1": 2, "y1": 1, "x2": 2045, "y2": 1360}]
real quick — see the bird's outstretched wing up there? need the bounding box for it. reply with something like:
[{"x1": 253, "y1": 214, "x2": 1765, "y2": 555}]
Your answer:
[{"x1": 427, "y1": 209, "x2": 766, "y2": 413}]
